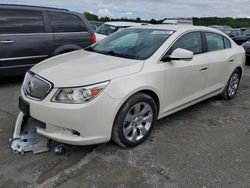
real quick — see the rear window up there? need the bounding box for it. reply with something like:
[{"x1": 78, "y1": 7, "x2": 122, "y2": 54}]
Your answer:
[
  {"x1": 205, "y1": 33, "x2": 225, "y2": 52},
  {"x1": 0, "y1": 9, "x2": 45, "y2": 34},
  {"x1": 48, "y1": 12, "x2": 87, "y2": 33}
]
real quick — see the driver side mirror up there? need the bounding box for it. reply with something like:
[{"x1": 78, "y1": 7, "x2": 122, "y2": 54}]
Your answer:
[{"x1": 161, "y1": 48, "x2": 194, "y2": 62}]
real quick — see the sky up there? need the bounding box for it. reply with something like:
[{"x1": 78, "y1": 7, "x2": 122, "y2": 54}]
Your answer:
[{"x1": 0, "y1": 0, "x2": 250, "y2": 19}]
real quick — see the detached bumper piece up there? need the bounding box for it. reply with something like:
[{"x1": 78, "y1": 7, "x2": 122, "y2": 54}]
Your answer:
[{"x1": 10, "y1": 113, "x2": 49, "y2": 154}]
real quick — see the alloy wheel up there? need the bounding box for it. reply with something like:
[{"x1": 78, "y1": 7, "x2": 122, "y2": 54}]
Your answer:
[
  {"x1": 228, "y1": 72, "x2": 240, "y2": 97},
  {"x1": 123, "y1": 102, "x2": 153, "y2": 142}
]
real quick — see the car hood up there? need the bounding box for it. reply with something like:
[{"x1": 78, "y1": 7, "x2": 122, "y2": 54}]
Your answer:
[{"x1": 31, "y1": 50, "x2": 144, "y2": 87}]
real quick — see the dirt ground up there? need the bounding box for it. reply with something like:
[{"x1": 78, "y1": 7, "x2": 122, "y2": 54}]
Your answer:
[{"x1": 0, "y1": 66, "x2": 250, "y2": 188}]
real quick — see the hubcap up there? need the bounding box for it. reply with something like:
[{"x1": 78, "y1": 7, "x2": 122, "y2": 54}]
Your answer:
[
  {"x1": 123, "y1": 102, "x2": 153, "y2": 142},
  {"x1": 228, "y1": 73, "x2": 239, "y2": 97}
]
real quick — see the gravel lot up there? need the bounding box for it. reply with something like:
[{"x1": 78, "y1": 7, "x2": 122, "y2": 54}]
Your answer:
[{"x1": 0, "y1": 66, "x2": 250, "y2": 188}]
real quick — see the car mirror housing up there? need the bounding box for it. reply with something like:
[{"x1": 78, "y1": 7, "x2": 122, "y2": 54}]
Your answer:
[{"x1": 161, "y1": 48, "x2": 194, "y2": 62}]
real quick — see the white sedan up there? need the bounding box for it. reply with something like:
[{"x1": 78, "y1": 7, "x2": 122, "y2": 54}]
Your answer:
[{"x1": 15, "y1": 25, "x2": 245, "y2": 147}]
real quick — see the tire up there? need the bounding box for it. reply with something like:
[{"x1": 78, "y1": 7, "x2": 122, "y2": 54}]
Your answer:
[
  {"x1": 246, "y1": 56, "x2": 250, "y2": 65},
  {"x1": 112, "y1": 93, "x2": 158, "y2": 147},
  {"x1": 221, "y1": 69, "x2": 241, "y2": 100}
]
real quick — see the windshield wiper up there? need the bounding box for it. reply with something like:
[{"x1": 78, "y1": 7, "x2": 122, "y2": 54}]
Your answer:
[
  {"x1": 93, "y1": 50, "x2": 115, "y2": 56},
  {"x1": 85, "y1": 46, "x2": 95, "y2": 52},
  {"x1": 95, "y1": 50, "x2": 137, "y2": 59}
]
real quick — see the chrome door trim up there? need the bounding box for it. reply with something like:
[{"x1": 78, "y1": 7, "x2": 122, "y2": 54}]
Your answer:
[
  {"x1": 0, "y1": 40, "x2": 14, "y2": 44},
  {"x1": 0, "y1": 63, "x2": 37, "y2": 69},
  {"x1": 0, "y1": 55, "x2": 48, "y2": 62},
  {"x1": 0, "y1": 31, "x2": 89, "y2": 36}
]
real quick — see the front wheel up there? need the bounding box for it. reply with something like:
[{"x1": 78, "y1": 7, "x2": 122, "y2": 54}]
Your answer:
[
  {"x1": 112, "y1": 93, "x2": 157, "y2": 147},
  {"x1": 221, "y1": 69, "x2": 241, "y2": 100}
]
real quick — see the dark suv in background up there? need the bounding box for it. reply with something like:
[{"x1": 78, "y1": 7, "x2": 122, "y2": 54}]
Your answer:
[
  {"x1": 242, "y1": 41, "x2": 250, "y2": 64},
  {"x1": 0, "y1": 4, "x2": 95, "y2": 77}
]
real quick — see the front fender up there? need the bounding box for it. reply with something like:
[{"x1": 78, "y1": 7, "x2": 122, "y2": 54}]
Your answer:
[{"x1": 104, "y1": 70, "x2": 165, "y2": 119}]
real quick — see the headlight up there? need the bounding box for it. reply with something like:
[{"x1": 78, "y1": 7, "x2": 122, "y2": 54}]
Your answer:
[{"x1": 52, "y1": 81, "x2": 109, "y2": 104}]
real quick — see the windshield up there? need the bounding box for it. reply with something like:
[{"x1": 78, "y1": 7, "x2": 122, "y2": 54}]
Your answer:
[
  {"x1": 244, "y1": 28, "x2": 250, "y2": 36},
  {"x1": 89, "y1": 28, "x2": 174, "y2": 60},
  {"x1": 96, "y1": 24, "x2": 120, "y2": 35}
]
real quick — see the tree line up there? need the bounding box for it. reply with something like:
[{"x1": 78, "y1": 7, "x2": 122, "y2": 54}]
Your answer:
[{"x1": 84, "y1": 12, "x2": 250, "y2": 28}]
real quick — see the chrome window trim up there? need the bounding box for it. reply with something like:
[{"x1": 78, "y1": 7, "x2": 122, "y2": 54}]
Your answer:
[
  {"x1": 157, "y1": 30, "x2": 202, "y2": 64},
  {"x1": 53, "y1": 32, "x2": 89, "y2": 35},
  {"x1": 0, "y1": 63, "x2": 37, "y2": 69},
  {"x1": 0, "y1": 55, "x2": 48, "y2": 62},
  {"x1": 0, "y1": 31, "x2": 89, "y2": 36},
  {"x1": 157, "y1": 30, "x2": 233, "y2": 64}
]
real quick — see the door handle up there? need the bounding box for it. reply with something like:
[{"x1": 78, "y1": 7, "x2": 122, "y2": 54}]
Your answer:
[
  {"x1": 0, "y1": 40, "x2": 14, "y2": 45},
  {"x1": 228, "y1": 59, "x2": 234, "y2": 63},
  {"x1": 200, "y1": 66, "x2": 208, "y2": 71}
]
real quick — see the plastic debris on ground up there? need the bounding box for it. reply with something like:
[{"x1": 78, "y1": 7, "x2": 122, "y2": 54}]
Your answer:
[{"x1": 10, "y1": 118, "x2": 49, "y2": 154}]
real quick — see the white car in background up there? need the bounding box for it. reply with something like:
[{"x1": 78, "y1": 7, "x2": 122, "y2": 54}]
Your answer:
[
  {"x1": 95, "y1": 21, "x2": 148, "y2": 42},
  {"x1": 15, "y1": 25, "x2": 245, "y2": 148}
]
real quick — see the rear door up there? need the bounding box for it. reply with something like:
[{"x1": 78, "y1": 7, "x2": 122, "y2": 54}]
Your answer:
[
  {"x1": 0, "y1": 8, "x2": 53, "y2": 76},
  {"x1": 204, "y1": 32, "x2": 234, "y2": 93},
  {"x1": 47, "y1": 11, "x2": 92, "y2": 55}
]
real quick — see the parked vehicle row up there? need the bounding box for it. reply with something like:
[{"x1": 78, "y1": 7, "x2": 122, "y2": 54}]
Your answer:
[
  {"x1": 230, "y1": 29, "x2": 250, "y2": 46},
  {"x1": 1, "y1": 4, "x2": 249, "y2": 79},
  {"x1": 242, "y1": 41, "x2": 250, "y2": 62},
  {"x1": 0, "y1": 4, "x2": 96, "y2": 77},
  {"x1": 210, "y1": 25, "x2": 250, "y2": 45},
  {"x1": 244, "y1": 28, "x2": 250, "y2": 36},
  {"x1": 14, "y1": 25, "x2": 246, "y2": 147},
  {"x1": 89, "y1": 21, "x2": 103, "y2": 31}
]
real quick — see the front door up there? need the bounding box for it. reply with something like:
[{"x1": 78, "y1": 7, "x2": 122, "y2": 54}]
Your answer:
[{"x1": 163, "y1": 31, "x2": 209, "y2": 113}]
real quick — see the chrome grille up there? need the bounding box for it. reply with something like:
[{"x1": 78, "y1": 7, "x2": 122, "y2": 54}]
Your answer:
[{"x1": 23, "y1": 72, "x2": 53, "y2": 100}]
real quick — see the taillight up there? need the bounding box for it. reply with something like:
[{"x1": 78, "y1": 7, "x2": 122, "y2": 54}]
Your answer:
[{"x1": 91, "y1": 34, "x2": 96, "y2": 44}]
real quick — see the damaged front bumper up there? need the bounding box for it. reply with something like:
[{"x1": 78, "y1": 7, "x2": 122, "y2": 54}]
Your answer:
[{"x1": 10, "y1": 112, "x2": 49, "y2": 154}]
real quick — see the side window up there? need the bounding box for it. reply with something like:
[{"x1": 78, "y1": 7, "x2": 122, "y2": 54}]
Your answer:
[
  {"x1": 0, "y1": 9, "x2": 45, "y2": 34},
  {"x1": 224, "y1": 37, "x2": 231, "y2": 49},
  {"x1": 48, "y1": 12, "x2": 87, "y2": 33},
  {"x1": 168, "y1": 32, "x2": 203, "y2": 55},
  {"x1": 205, "y1": 33, "x2": 225, "y2": 52}
]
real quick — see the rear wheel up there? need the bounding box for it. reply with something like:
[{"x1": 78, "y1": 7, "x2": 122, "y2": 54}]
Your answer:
[
  {"x1": 112, "y1": 93, "x2": 157, "y2": 147},
  {"x1": 221, "y1": 69, "x2": 241, "y2": 100}
]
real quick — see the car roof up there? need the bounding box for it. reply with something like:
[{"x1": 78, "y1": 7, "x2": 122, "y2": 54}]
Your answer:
[
  {"x1": 0, "y1": 4, "x2": 69, "y2": 11},
  {"x1": 104, "y1": 21, "x2": 146, "y2": 27},
  {"x1": 132, "y1": 24, "x2": 224, "y2": 33}
]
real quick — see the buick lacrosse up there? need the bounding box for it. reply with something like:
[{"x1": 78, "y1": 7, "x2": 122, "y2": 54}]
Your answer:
[{"x1": 15, "y1": 25, "x2": 245, "y2": 147}]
